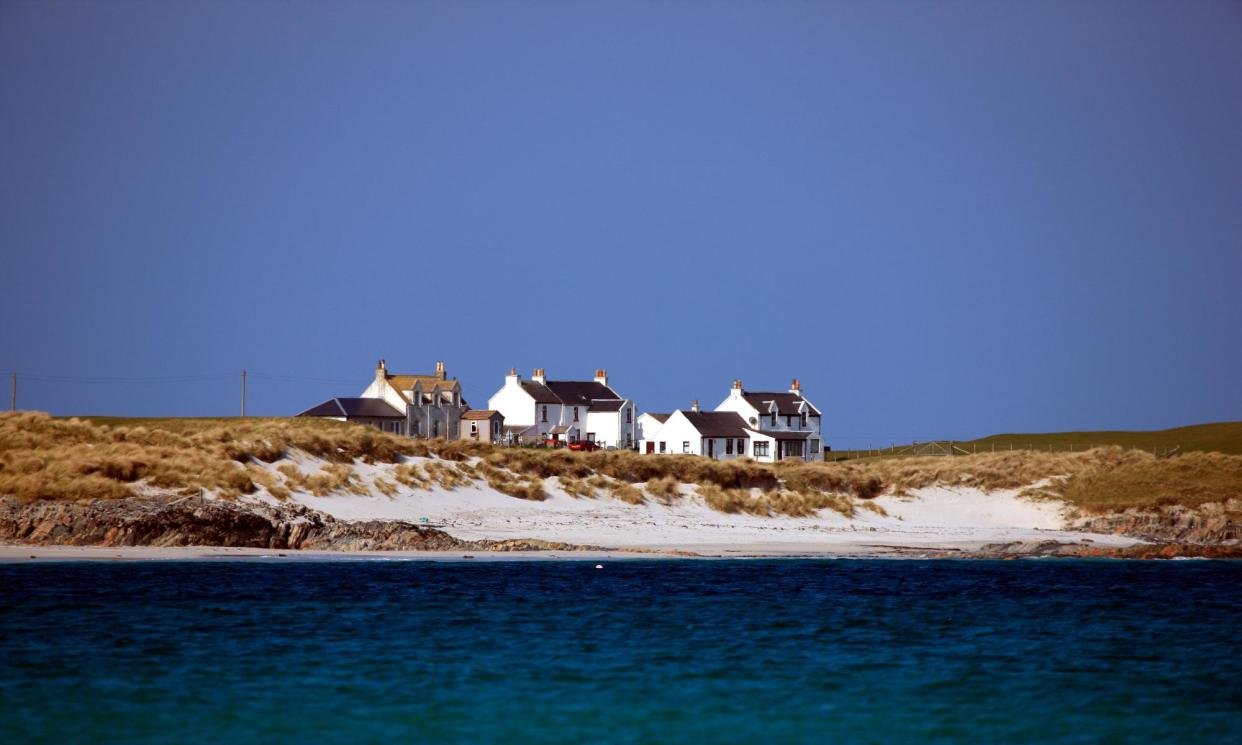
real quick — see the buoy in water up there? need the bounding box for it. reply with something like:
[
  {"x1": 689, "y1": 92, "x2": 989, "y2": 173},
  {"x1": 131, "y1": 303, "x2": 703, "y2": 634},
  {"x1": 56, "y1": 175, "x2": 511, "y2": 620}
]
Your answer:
[{"x1": 595, "y1": 564, "x2": 603, "y2": 569}]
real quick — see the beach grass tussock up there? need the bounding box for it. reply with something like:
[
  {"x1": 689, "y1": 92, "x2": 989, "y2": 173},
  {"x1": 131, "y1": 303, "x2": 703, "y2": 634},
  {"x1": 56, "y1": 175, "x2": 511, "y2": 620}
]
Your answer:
[{"x1": 3, "y1": 413, "x2": 1241, "y2": 517}]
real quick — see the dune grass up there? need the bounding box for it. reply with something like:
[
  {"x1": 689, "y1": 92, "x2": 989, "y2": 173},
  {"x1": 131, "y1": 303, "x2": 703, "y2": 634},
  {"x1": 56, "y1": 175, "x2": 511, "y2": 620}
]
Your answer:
[
  {"x1": 830, "y1": 421, "x2": 1242, "y2": 459},
  {"x1": 5, "y1": 413, "x2": 1240, "y2": 516}
]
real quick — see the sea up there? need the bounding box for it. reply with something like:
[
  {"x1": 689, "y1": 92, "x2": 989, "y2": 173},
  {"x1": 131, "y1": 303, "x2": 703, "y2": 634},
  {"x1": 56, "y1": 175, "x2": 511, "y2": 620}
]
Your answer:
[{"x1": 1, "y1": 558, "x2": 1239, "y2": 743}]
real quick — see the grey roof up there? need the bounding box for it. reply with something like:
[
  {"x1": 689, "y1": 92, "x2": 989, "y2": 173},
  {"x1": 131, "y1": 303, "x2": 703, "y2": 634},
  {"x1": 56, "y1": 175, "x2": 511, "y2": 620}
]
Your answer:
[
  {"x1": 545, "y1": 380, "x2": 621, "y2": 406},
  {"x1": 298, "y1": 397, "x2": 405, "y2": 419},
  {"x1": 742, "y1": 391, "x2": 821, "y2": 416},
  {"x1": 502, "y1": 424, "x2": 535, "y2": 435},
  {"x1": 588, "y1": 399, "x2": 625, "y2": 412},
  {"x1": 679, "y1": 411, "x2": 750, "y2": 438},
  {"x1": 750, "y1": 429, "x2": 815, "y2": 440},
  {"x1": 548, "y1": 424, "x2": 578, "y2": 435},
  {"x1": 519, "y1": 380, "x2": 561, "y2": 404}
]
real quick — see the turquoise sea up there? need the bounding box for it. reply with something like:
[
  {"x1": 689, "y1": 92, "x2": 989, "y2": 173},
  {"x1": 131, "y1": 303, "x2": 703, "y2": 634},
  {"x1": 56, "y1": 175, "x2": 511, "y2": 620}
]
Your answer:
[{"x1": 1, "y1": 558, "x2": 1239, "y2": 743}]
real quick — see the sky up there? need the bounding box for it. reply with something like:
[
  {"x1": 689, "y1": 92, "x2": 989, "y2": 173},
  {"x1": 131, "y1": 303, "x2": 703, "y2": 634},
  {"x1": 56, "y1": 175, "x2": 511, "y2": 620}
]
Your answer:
[{"x1": 1, "y1": 0, "x2": 1239, "y2": 446}]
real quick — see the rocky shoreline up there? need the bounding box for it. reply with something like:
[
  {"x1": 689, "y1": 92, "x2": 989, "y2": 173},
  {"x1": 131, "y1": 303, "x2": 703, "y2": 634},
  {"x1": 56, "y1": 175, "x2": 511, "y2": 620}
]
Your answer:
[{"x1": 0, "y1": 497, "x2": 593, "y2": 553}]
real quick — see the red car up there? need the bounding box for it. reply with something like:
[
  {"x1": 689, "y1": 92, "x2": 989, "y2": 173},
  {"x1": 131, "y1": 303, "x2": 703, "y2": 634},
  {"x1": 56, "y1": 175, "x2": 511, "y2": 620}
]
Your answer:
[{"x1": 567, "y1": 441, "x2": 599, "y2": 452}]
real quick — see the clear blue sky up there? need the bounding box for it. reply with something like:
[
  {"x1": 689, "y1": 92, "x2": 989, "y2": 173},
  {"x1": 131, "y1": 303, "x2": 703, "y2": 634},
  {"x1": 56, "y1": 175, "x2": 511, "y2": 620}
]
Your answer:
[{"x1": 2, "y1": 1, "x2": 1239, "y2": 446}]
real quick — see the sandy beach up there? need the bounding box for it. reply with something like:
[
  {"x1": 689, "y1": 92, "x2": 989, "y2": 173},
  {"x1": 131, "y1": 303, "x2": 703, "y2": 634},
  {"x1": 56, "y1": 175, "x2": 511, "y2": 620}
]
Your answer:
[{"x1": 1, "y1": 465, "x2": 1142, "y2": 561}]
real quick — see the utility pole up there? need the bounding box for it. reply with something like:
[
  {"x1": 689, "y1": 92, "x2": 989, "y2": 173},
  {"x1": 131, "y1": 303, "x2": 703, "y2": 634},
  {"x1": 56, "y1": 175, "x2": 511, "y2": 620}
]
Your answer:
[
  {"x1": 241, "y1": 369, "x2": 247, "y2": 417},
  {"x1": 9, "y1": 372, "x2": 14, "y2": 412}
]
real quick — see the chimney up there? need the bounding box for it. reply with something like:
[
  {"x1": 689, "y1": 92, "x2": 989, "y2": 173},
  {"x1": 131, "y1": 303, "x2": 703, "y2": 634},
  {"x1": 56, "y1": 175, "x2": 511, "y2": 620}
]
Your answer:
[
  {"x1": 691, "y1": 399, "x2": 700, "y2": 412},
  {"x1": 506, "y1": 367, "x2": 520, "y2": 385},
  {"x1": 789, "y1": 378, "x2": 801, "y2": 395},
  {"x1": 731, "y1": 379, "x2": 743, "y2": 397},
  {"x1": 594, "y1": 369, "x2": 608, "y2": 387},
  {"x1": 436, "y1": 360, "x2": 446, "y2": 380},
  {"x1": 376, "y1": 359, "x2": 388, "y2": 382},
  {"x1": 532, "y1": 367, "x2": 546, "y2": 384}
]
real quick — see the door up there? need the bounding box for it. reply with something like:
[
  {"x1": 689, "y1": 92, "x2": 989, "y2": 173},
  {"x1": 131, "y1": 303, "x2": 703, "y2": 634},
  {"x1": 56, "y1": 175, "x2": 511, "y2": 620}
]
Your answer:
[
  {"x1": 707, "y1": 439, "x2": 715, "y2": 458},
  {"x1": 645, "y1": 442, "x2": 654, "y2": 454}
]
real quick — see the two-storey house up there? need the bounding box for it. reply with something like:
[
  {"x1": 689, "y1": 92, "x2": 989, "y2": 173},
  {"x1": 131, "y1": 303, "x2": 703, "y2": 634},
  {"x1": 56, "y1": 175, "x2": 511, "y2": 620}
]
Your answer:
[{"x1": 487, "y1": 368, "x2": 636, "y2": 448}]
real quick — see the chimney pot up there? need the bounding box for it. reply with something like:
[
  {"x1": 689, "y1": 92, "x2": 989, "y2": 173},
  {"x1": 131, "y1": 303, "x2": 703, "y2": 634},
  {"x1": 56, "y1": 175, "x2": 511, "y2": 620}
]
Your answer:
[{"x1": 692, "y1": 399, "x2": 700, "y2": 412}]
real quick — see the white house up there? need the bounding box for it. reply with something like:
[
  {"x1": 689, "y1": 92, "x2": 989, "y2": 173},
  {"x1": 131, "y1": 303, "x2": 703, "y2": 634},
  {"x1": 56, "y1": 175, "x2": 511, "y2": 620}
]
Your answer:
[
  {"x1": 487, "y1": 368, "x2": 637, "y2": 448},
  {"x1": 636, "y1": 412, "x2": 669, "y2": 452},
  {"x1": 638, "y1": 379, "x2": 825, "y2": 462},
  {"x1": 641, "y1": 403, "x2": 751, "y2": 458},
  {"x1": 714, "y1": 378, "x2": 824, "y2": 462}
]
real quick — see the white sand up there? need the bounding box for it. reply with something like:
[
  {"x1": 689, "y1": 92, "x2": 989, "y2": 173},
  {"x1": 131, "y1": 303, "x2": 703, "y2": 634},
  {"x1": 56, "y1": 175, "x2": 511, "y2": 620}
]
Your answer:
[
  {"x1": 241, "y1": 454, "x2": 1139, "y2": 555},
  {"x1": 0, "y1": 454, "x2": 1140, "y2": 561}
]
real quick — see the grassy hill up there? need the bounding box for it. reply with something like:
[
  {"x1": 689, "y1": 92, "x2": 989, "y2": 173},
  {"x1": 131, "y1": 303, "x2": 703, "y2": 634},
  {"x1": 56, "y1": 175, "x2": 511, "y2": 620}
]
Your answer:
[{"x1": 830, "y1": 421, "x2": 1242, "y2": 459}]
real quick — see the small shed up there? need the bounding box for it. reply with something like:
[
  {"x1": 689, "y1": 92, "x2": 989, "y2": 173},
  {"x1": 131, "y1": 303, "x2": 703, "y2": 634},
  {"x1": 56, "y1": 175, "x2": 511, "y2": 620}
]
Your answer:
[{"x1": 459, "y1": 409, "x2": 504, "y2": 444}]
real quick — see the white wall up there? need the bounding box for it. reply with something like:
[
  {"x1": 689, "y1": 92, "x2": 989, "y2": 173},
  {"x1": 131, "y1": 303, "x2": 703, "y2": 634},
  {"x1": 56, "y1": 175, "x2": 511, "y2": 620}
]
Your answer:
[
  {"x1": 360, "y1": 377, "x2": 409, "y2": 413},
  {"x1": 648, "y1": 411, "x2": 700, "y2": 456},
  {"x1": 636, "y1": 413, "x2": 664, "y2": 443},
  {"x1": 487, "y1": 375, "x2": 537, "y2": 427}
]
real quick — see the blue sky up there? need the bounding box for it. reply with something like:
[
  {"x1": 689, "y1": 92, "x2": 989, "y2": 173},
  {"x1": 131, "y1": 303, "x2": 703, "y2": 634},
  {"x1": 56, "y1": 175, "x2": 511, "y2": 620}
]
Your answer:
[{"x1": 2, "y1": 1, "x2": 1239, "y2": 446}]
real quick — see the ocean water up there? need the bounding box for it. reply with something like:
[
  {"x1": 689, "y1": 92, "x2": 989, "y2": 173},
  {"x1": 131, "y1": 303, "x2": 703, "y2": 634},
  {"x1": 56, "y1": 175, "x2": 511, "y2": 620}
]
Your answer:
[{"x1": 1, "y1": 559, "x2": 1239, "y2": 743}]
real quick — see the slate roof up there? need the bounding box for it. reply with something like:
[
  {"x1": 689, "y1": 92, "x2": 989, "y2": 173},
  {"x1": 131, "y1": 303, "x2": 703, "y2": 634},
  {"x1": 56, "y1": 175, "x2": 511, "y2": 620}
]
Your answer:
[
  {"x1": 520, "y1": 379, "x2": 623, "y2": 409},
  {"x1": 679, "y1": 411, "x2": 750, "y2": 438},
  {"x1": 519, "y1": 380, "x2": 561, "y2": 404},
  {"x1": 642, "y1": 413, "x2": 670, "y2": 423},
  {"x1": 544, "y1": 380, "x2": 621, "y2": 406},
  {"x1": 298, "y1": 398, "x2": 405, "y2": 418},
  {"x1": 742, "y1": 391, "x2": 821, "y2": 416}
]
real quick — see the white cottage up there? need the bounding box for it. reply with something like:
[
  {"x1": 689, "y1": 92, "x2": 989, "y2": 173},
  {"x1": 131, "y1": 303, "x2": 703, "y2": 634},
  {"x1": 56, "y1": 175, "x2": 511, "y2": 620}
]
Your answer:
[
  {"x1": 487, "y1": 368, "x2": 637, "y2": 448},
  {"x1": 639, "y1": 379, "x2": 825, "y2": 462},
  {"x1": 714, "y1": 379, "x2": 824, "y2": 462},
  {"x1": 641, "y1": 403, "x2": 750, "y2": 458}
]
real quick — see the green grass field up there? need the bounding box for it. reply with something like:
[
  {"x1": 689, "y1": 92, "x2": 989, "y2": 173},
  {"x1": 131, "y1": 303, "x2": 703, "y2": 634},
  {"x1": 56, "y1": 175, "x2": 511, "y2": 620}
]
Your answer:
[{"x1": 829, "y1": 421, "x2": 1242, "y2": 460}]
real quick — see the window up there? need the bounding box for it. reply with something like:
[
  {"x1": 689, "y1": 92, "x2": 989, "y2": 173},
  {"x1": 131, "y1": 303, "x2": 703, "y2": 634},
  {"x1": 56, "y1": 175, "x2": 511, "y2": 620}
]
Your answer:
[
  {"x1": 787, "y1": 415, "x2": 793, "y2": 428},
  {"x1": 771, "y1": 412, "x2": 777, "y2": 427},
  {"x1": 470, "y1": 422, "x2": 478, "y2": 435},
  {"x1": 587, "y1": 432, "x2": 595, "y2": 442},
  {"x1": 726, "y1": 438, "x2": 733, "y2": 455},
  {"x1": 800, "y1": 413, "x2": 807, "y2": 428},
  {"x1": 682, "y1": 441, "x2": 690, "y2": 454},
  {"x1": 573, "y1": 407, "x2": 579, "y2": 422},
  {"x1": 432, "y1": 420, "x2": 439, "y2": 437},
  {"x1": 659, "y1": 441, "x2": 666, "y2": 453},
  {"x1": 542, "y1": 405, "x2": 548, "y2": 423},
  {"x1": 626, "y1": 434, "x2": 632, "y2": 447},
  {"x1": 737, "y1": 438, "x2": 746, "y2": 455},
  {"x1": 753, "y1": 442, "x2": 770, "y2": 457},
  {"x1": 626, "y1": 408, "x2": 632, "y2": 423},
  {"x1": 810, "y1": 438, "x2": 820, "y2": 454}
]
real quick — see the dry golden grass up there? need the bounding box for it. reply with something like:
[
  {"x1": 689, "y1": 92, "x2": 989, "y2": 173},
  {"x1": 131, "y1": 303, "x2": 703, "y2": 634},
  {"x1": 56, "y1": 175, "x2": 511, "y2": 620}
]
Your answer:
[
  {"x1": 557, "y1": 475, "x2": 597, "y2": 499},
  {"x1": 645, "y1": 476, "x2": 681, "y2": 503},
  {"x1": 4, "y1": 413, "x2": 1239, "y2": 516}
]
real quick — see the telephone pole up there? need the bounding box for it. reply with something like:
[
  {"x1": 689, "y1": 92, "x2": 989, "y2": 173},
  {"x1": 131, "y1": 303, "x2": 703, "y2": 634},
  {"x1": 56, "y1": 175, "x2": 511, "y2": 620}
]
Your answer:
[{"x1": 241, "y1": 369, "x2": 247, "y2": 417}]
